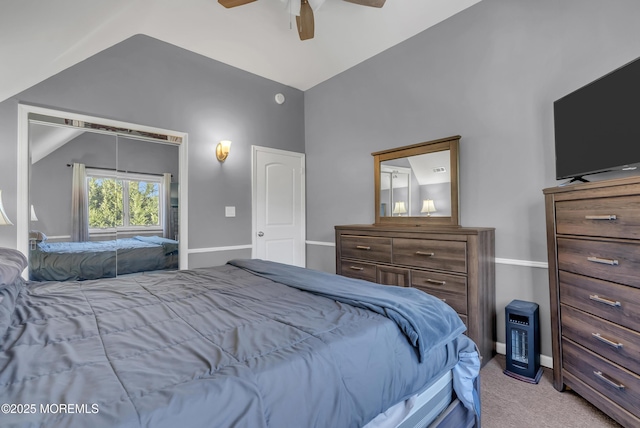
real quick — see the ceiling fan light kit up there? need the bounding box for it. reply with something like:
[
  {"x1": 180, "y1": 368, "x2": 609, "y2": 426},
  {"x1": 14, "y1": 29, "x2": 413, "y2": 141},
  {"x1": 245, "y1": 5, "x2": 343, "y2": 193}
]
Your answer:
[{"x1": 218, "y1": 0, "x2": 385, "y2": 40}]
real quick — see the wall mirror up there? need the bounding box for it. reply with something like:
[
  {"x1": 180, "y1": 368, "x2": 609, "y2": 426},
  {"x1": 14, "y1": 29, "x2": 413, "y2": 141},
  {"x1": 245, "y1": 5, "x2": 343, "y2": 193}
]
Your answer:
[
  {"x1": 18, "y1": 105, "x2": 187, "y2": 281},
  {"x1": 373, "y1": 135, "x2": 460, "y2": 227}
]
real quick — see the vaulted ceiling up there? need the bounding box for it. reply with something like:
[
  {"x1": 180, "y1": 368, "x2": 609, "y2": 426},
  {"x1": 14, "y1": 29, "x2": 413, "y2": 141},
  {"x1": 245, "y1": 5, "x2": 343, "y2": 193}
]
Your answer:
[{"x1": 1, "y1": 0, "x2": 481, "y2": 102}]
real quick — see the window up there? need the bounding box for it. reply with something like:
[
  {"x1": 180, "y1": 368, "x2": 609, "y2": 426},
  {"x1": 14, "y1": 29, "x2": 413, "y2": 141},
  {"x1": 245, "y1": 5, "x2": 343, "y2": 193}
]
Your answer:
[{"x1": 87, "y1": 169, "x2": 163, "y2": 232}]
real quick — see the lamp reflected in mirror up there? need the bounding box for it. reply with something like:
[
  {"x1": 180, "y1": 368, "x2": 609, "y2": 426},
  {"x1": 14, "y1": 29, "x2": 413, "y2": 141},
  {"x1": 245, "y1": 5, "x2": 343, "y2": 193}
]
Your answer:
[
  {"x1": 421, "y1": 199, "x2": 436, "y2": 217},
  {"x1": 29, "y1": 205, "x2": 39, "y2": 250},
  {"x1": 392, "y1": 201, "x2": 407, "y2": 216},
  {"x1": 0, "y1": 190, "x2": 13, "y2": 226}
]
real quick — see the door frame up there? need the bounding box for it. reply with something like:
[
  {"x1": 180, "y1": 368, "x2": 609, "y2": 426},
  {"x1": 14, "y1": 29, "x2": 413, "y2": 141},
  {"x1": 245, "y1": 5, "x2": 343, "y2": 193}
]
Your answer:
[
  {"x1": 17, "y1": 104, "x2": 189, "y2": 272},
  {"x1": 251, "y1": 145, "x2": 306, "y2": 266}
]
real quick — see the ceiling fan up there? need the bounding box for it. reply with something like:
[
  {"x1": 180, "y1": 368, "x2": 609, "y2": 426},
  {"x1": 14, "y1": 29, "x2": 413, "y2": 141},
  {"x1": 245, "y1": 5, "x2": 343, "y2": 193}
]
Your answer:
[{"x1": 218, "y1": 0, "x2": 386, "y2": 41}]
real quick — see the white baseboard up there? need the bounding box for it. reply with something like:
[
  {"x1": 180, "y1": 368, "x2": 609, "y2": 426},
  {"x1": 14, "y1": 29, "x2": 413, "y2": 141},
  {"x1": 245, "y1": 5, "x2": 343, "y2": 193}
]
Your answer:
[
  {"x1": 305, "y1": 240, "x2": 336, "y2": 247},
  {"x1": 187, "y1": 244, "x2": 252, "y2": 254},
  {"x1": 496, "y1": 342, "x2": 553, "y2": 369}
]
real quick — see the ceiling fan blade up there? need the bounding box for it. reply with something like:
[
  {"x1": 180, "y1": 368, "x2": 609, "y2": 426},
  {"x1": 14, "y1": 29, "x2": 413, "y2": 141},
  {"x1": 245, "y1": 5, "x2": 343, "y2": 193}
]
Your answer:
[
  {"x1": 343, "y1": 0, "x2": 385, "y2": 7},
  {"x1": 296, "y1": 0, "x2": 315, "y2": 41},
  {"x1": 218, "y1": 0, "x2": 257, "y2": 8}
]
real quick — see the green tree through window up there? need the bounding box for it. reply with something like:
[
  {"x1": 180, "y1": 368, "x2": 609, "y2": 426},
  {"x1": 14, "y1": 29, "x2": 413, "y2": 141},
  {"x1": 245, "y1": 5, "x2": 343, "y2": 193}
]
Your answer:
[
  {"x1": 128, "y1": 181, "x2": 160, "y2": 226},
  {"x1": 87, "y1": 171, "x2": 162, "y2": 231}
]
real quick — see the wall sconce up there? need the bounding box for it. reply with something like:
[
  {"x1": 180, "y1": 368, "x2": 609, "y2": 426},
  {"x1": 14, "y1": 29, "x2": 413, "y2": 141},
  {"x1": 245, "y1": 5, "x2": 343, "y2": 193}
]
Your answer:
[
  {"x1": 392, "y1": 201, "x2": 407, "y2": 216},
  {"x1": 421, "y1": 199, "x2": 437, "y2": 217},
  {"x1": 0, "y1": 190, "x2": 13, "y2": 226},
  {"x1": 216, "y1": 140, "x2": 232, "y2": 162}
]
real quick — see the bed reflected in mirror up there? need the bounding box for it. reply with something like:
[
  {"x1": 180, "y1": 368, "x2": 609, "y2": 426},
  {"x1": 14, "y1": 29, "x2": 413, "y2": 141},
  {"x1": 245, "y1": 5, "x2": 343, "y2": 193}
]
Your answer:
[{"x1": 28, "y1": 116, "x2": 180, "y2": 281}]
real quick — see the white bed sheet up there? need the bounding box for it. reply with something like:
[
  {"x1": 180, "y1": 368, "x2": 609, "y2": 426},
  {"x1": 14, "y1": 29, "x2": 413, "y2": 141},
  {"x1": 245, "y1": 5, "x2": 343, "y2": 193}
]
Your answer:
[{"x1": 364, "y1": 370, "x2": 453, "y2": 428}]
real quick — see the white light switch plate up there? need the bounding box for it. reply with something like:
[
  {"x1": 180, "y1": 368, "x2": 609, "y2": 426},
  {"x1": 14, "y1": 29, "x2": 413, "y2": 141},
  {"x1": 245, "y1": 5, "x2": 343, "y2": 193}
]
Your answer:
[{"x1": 225, "y1": 206, "x2": 236, "y2": 217}]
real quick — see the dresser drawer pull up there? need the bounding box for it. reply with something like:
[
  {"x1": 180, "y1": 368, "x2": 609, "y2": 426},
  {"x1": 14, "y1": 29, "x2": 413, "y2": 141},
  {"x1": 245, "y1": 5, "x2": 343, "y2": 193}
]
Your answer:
[
  {"x1": 589, "y1": 294, "x2": 622, "y2": 307},
  {"x1": 415, "y1": 251, "x2": 435, "y2": 257},
  {"x1": 593, "y1": 371, "x2": 625, "y2": 390},
  {"x1": 425, "y1": 279, "x2": 447, "y2": 286},
  {"x1": 592, "y1": 333, "x2": 624, "y2": 349},
  {"x1": 348, "y1": 266, "x2": 364, "y2": 271},
  {"x1": 587, "y1": 256, "x2": 619, "y2": 266},
  {"x1": 585, "y1": 215, "x2": 617, "y2": 220},
  {"x1": 355, "y1": 245, "x2": 371, "y2": 250}
]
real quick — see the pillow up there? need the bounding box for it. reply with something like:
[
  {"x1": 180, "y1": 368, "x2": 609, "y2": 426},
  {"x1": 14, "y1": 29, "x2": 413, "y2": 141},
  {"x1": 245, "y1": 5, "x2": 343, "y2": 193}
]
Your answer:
[
  {"x1": 0, "y1": 248, "x2": 28, "y2": 287},
  {"x1": 0, "y1": 277, "x2": 23, "y2": 342},
  {"x1": 29, "y1": 230, "x2": 47, "y2": 242}
]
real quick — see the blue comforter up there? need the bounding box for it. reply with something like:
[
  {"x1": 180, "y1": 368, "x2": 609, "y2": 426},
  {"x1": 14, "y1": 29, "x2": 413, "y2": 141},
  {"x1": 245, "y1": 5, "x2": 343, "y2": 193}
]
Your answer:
[
  {"x1": 228, "y1": 258, "x2": 467, "y2": 362},
  {"x1": 0, "y1": 260, "x2": 479, "y2": 428}
]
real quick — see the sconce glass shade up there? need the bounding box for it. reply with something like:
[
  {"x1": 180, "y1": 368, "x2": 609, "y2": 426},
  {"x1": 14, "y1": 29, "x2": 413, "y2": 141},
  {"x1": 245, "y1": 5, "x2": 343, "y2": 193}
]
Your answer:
[
  {"x1": 392, "y1": 201, "x2": 407, "y2": 216},
  {"x1": 0, "y1": 190, "x2": 13, "y2": 226},
  {"x1": 216, "y1": 140, "x2": 232, "y2": 162},
  {"x1": 30, "y1": 205, "x2": 38, "y2": 222},
  {"x1": 421, "y1": 199, "x2": 436, "y2": 216}
]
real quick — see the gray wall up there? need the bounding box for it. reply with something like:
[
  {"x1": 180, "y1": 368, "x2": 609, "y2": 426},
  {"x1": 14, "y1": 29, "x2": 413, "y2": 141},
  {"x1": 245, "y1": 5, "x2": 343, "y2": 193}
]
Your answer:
[
  {"x1": 0, "y1": 34, "x2": 305, "y2": 267},
  {"x1": 304, "y1": 0, "x2": 640, "y2": 359}
]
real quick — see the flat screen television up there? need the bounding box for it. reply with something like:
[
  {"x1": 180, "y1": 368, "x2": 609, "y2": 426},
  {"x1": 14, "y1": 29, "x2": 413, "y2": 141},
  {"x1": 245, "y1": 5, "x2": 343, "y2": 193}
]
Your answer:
[{"x1": 554, "y1": 56, "x2": 640, "y2": 181}]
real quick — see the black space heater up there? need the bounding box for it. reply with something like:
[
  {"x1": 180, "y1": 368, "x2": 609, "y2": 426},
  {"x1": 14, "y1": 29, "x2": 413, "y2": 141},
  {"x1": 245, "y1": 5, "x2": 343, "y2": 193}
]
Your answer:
[{"x1": 504, "y1": 300, "x2": 543, "y2": 384}]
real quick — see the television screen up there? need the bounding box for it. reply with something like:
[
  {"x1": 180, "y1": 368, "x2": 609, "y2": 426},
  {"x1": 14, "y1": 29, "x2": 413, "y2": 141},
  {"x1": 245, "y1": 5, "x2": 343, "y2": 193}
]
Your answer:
[{"x1": 554, "y1": 56, "x2": 640, "y2": 180}]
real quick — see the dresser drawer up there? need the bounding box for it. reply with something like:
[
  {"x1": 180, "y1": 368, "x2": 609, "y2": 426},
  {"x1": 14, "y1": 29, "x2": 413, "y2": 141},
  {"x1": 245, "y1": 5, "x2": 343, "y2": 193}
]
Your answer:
[
  {"x1": 340, "y1": 236, "x2": 392, "y2": 263},
  {"x1": 411, "y1": 270, "x2": 467, "y2": 315},
  {"x1": 563, "y1": 339, "x2": 640, "y2": 419},
  {"x1": 556, "y1": 196, "x2": 640, "y2": 240},
  {"x1": 557, "y1": 238, "x2": 640, "y2": 289},
  {"x1": 376, "y1": 265, "x2": 410, "y2": 287},
  {"x1": 339, "y1": 260, "x2": 377, "y2": 282},
  {"x1": 561, "y1": 305, "x2": 640, "y2": 375},
  {"x1": 559, "y1": 271, "x2": 640, "y2": 333},
  {"x1": 392, "y1": 238, "x2": 466, "y2": 273}
]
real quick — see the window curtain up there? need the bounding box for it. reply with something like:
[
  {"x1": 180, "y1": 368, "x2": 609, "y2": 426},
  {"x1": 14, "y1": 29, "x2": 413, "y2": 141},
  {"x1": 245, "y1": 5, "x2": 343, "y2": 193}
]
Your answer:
[
  {"x1": 162, "y1": 173, "x2": 172, "y2": 239},
  {"x1": 71, "y1": 163, "x2": 89, "y2": 242}
]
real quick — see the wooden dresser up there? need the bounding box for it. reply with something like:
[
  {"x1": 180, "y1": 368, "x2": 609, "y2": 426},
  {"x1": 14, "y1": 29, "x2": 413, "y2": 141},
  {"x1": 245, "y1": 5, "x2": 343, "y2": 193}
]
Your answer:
[
  {"x1": 335, "y1": 224, "x2": 495, "y2": 366},
  {"x1": 544, "y1": 177, "x2": 640, "y2": 427}
]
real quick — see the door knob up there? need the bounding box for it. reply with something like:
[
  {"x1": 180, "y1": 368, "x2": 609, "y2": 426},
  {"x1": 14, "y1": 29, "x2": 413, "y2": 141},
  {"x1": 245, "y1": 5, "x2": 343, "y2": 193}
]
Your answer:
[{"x1": 258, "y1": 231, "x2": 264, "y2": 237}]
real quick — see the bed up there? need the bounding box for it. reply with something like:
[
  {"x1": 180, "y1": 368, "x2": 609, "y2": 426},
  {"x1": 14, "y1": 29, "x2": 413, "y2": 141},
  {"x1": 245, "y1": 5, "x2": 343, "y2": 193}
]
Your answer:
[
  {"x1": 0, "y1": 249, "x2": 480, "y2": 428},
  {"x1": 28, "y1": 236, "x2": 179, "y2": 281}
]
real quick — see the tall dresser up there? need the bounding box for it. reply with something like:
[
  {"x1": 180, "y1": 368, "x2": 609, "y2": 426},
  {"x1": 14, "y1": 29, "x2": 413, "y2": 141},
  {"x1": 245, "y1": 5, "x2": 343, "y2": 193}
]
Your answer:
[
  {"x1": 544, "y1": 176, "x2": 640, "y2": 428},
  {"x1": 335, "y1": 224, "x2": 496, "y2": 366}
]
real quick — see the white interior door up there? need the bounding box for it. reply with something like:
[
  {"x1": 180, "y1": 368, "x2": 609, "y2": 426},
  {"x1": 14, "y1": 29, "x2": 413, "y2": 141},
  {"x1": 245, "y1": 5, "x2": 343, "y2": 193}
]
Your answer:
[{"x1": 252, "y1": 146, "x2": 305, "y2": 267}]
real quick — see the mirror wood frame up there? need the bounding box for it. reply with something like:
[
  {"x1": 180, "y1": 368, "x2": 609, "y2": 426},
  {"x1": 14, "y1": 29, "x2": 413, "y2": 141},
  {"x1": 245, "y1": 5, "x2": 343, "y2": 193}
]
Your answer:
[
  {"x1": 373, "y1": 135, "x2": 460, "y2": 227},
  {"x1": 17, "y1": 104, "x2": 190, "y2": 276}
]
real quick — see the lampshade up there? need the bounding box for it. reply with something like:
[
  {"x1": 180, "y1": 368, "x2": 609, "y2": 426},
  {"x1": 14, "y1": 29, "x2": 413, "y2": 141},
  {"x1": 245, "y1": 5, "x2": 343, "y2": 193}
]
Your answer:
[
  {"x1": 0, "y1": 190, "x2": 13, "y2": 226},
  {"x1": 30, "y1": 205, "x2": 38, "y2": 222},
  {"x1": 392, "y1": 201, "x2": 407, "y2": 215},
  {"x1": 421, "y1": 199, "x2": 436, "y2": 214}
]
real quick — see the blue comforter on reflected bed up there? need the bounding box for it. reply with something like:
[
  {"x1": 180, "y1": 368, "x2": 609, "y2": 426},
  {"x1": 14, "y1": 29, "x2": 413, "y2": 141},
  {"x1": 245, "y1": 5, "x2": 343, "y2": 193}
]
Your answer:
[
  {"x1": 29, "y1": 236, "x2": 178, "y2": 281},
  {"x1": 0, "y1": 260, "x2": 479, "y2": 428}
]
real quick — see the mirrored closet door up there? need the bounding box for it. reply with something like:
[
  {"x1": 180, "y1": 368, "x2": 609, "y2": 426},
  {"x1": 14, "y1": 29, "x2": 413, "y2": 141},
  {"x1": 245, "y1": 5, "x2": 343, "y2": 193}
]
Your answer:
[{"x1": 27, "y1": 113, "x2": 181, "y2": 281}]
